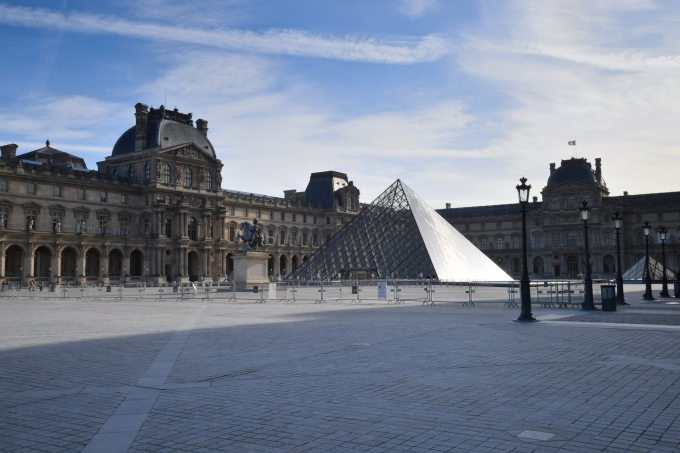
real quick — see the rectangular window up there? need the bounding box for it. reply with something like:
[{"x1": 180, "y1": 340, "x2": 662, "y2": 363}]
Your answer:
[
  {"x1": 165, "y1": 219, "x2": 172, "y2": 237},
  {"x1": 512, "y1": 221, "x2": 518, "y2": 229},
  {"x1": 636, "y1": 230, "x2": 643, "y2": 245},
  {"x1": 534, "y1": 219, "x2": 540, "y2": 227},
  {"x1": 552, "y1": 233, "x2": 560, "y2": 248},
  {"x1": 229, "y1": 226, "x2": 235, "y2": 241},
  {"x1": 303, "y1": 215, "x2": 307, "y2": 223},
  {"x1": 100, "y1": 191, "x2": 107, "y2": 202},
  {"x1": 120, "y1": 217, "x2": 129, "y2": 235},
  {"x1": 313, "y1": 233, "x2": 318, "y2": 246},
  {"x1": 99, "y1": 215, "x2": 108, "y2": 234},
  {"x1": 292, "y1": 214, "x2": 296, "y2": 222},
  {"x1": 268, "y1": 211, "x2": 273, "y2": 220},
  {"x1": 0, "y1": 180, "x2": 6, "y2": 192},
  {"x1": 280, "y1": 230, "x2": 286, "y2": 244},
  {"x1": 143, "y1": 218, "x2": 150, "y2": 234},
  {"x1": 534, "y1": 234, "x2": 541, "y2": 248},
  {"x1": 583, "y1": 195, "x2": 590, "y2": 205},
  {"x1": 53, "y1": 186, "x2": 61, "y2": 198},
  {"x1": 281, "y1": 212, "x2": 285, "y2": 221},
  {"x1": 27, "y1": 209, "x2": 36, "y2": 221},
  {"x1": 229, "y1": 207, "x2": 234, "y2": 216},
  {"x1": 512, "y1": 237, "x2": 519, "y2": 249},
  {"x1": 268, "y1": 230, "x2": 274, "y2": 244},
  {"x1": 481, "y1": 223, "x2": 485, "y2": 231},
  {"x1": 256, "y1": 210, "x2": 261, "y2": 219},
  {"x1": 636, "y1": 214, "x2": 642, "y2": 222},
  {"x1": 121, "y1": 194, "x2": 128, "y2": 205},
  {"x1": 567, "y1": 196, "x2": 575, "y2": 209},
  {"x1": 465, "y1": 224, "x2": 470, "y2": 231},
  {"x1": 291, "y1": 232, "x2": 297, "y2": 245},
  {"x1": 0, "y1": 208, "x2": 7, "y2": 227},
  {"x1": 243, "y1": 208, "x2": 248, "y2": 217},
  {"x1": 326, "y1": 217, "x2": 330, "y2": 224},
  {"x1": 480, "y1": 238, "x2": 487, "y2": 250},
  {"x1": 145, "y1": 195, "x2": 149, "y2": 206},
  {"x1": 604, "y1": 231, "x2": 612, "y2": 246},
  {"x1": 78, "y1": 188, "x2": 85, "y2": 200},
  {"x1": 325, "y1": 233, "x2": 331, "y2": 243},
  {"x1": 567, "y1": 232, "x2": 578, "y2": 247},
  {"x1": 72, "y1": 213, "x2": 83, "y2": 233},
  {"x1": 302, "y1": 232, "x2": 308, "y2": 246},
  {"x1": 496, "y1": 237, "x2": 503, "y2": 249},
  {"x1": 52, "y1": 212, "x2": 63, "y2": 232},
  {"x1": 551, "y1": 198, "x2": 559, "y2": 210},
  {"x1": 340, "y1": 217, "x2": 345, "y2": 224},
  {"x1": 658, "y1": 213, "x2": 664, "y2": 221},
  {"x1": 165, "y1": 195, "x2": 171, "y2": 204},
  {"x1": 28, "y1": 183, "x2": 35, "y2": 195}
]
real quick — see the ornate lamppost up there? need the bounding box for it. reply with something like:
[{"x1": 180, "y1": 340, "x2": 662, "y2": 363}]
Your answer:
[
  {"x1": 642, "y1": 221, "x2": 655, "y2": 300},
  {"x1": 612, "y1": 212, "x2": 627, "y2": 305},
  {"x1": 658, "y1": 226, "x2": 670, "y2": 298},
  {"x1": 516, "y1": 177, "x2": 536, "y2": 321},
  {"x1": 579, "y1": 201, "x2": 596, "y2": 310}
]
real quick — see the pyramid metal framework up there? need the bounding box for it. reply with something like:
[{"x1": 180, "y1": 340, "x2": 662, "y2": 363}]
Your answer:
[
  {"x1": 621, "y1": 255, "x2": 677, "y2": 282},
  {"x1": 289, "y1": 180, "x2": 513, "y2": 281}
]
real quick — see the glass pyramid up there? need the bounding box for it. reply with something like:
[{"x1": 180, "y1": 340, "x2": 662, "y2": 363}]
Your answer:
[
  {"x1": 289, "y1": 180, "x2": 513, "y2": 281},
  {"x1": 622, "y1": 255, "x2": 677, "y2": 282}
]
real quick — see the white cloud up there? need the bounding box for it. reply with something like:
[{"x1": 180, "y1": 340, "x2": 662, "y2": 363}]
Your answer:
[
  {"x1": 0, "y1": 4, "x2": 451, "y2": 64},
  {"x1": 397, "y1": 0, "x2": 440, "y2": 18}
]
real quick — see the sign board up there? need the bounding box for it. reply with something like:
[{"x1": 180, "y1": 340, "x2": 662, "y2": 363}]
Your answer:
[
  {"x1": 377, "y1": 281, "x2": 387, "y2": 299},
  {"x1": 253, "y1": 286, "x2": 258, "y2": 293},
  {"x1": 352, "y1": 285, "x2": 358, "y2": 294}
]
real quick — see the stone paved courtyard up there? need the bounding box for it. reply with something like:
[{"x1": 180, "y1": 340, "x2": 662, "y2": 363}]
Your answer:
[{"x1": 2, "y1": 285, "x2": 680, "y2": 452}]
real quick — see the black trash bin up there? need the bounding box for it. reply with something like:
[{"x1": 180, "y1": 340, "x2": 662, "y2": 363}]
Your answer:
[
  {"x1": 674, "y1": 281, "x2": 680, "y2": 298},
  {"x1": 601, "y1": 285, "x2": 616, "y2": 311},
  {"x1": 106, "y1": 285, "x2": 112, "y2": 292}
]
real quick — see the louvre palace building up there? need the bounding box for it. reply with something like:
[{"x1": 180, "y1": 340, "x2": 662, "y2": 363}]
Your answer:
[
  {"x1": 0, "y1": 103, "x2": 361, "y2": 285},
  {"x1": 438, "y1": 157, "x2": 680, "y2": 280}
]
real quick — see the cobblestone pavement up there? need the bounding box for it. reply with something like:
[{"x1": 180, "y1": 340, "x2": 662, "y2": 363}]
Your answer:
[{"x1": 2, "y1": 285, "x2": 680, "y2": 452}]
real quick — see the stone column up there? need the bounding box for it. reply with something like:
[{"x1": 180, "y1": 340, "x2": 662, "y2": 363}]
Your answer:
[
  {"x1": 76, "y1": 247, "x2": 85, "y2": 284},
  {"x1": 0, "y1": 241, "x2": 5, "y2": 278},
  {"x1": 123, "y1": 251, "x2": 131, "y2": 283},
  {"x1": 273, "y1": 253, "x2": 280, "y2": 277},
  {"x1": 219, "y1": 216, "x2": 226, "y2": 240},
  {"x1": 102, "y1": 246, "x2": 110, "y2": 284},
  {"x1": 161, "y1": 211, "x2": 166, "y2": 237},
  {"x1": 159, "y1": 248, "x2": 165, "y2": 279}
]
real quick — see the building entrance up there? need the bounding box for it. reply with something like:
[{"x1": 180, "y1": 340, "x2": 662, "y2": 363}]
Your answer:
[
  {"x1": 567, "y1": 255, "x2": 579, "y2": 277},
  {"x1": 554, "y1": 264, "x2": 560, "y2": 277}
]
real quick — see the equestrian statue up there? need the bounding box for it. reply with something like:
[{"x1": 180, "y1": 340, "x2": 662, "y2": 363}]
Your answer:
[{"x1": 234, "y1": 218, "x2": 265, "y2": 252}]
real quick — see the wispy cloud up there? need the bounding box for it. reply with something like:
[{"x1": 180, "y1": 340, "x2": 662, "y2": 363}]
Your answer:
[
  {"x1": 0, "y1": 4, "x2": 451, "y2": 64},
  {"x1": 397, "y1": 0, "x2": 440, "y2": 18}
]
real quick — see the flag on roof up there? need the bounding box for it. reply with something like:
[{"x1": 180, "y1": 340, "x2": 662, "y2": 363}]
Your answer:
[{"x1": 568, "y1": 140, "x2": 576, "y2": 145}]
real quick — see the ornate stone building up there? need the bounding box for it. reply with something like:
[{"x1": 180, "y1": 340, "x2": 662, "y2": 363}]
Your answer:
[
  {"x1": 438, "y1": 157, "x2": 680, "y2": 280},
  {"x1": 0, "y1": 103, "x2": 361, "y2": 285}
]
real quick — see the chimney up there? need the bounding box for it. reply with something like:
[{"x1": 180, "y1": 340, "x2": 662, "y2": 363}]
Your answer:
[
  {"x1": 0, "y1": 144, "x2": 18, "y2": 160},
  {"x1": 549, "y1": 163, "x2": 556, "y2": 174},
  {"x1": 624, "y1": 191, "x2": 629, "y2": 196},
  {"x1": 445, "y1": 203, "x2": 451, "y2": 209},
  {"x1": 196, "y1": 119, "x2": 209, "y2": 137},
  {"x1": 134, "y1": 103, "x2": 149, "y2": 152},
  {"x1": 532, "y1": 196, "x2": 538, "y2": 203},
  {"x1": 595, "y1": 158, "x2": 602, "y2": 184}
]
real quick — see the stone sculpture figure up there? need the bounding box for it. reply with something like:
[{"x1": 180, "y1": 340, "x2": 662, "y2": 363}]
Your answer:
[
  {"x1": 234, "y1": 218, "x2": 265, "y2": 251},
  {"x1": 27, "y1": 217, "x2": 34, "y2": 231},
  {"x1": 55, "y1": 218, "x2": 62, "y2": 233},
  {"x1": 0, "y1": 215, "x2": 4, "y2": 229},
  {"x1": 79, "y1": 218, "x2": 86, "y2": 234}
]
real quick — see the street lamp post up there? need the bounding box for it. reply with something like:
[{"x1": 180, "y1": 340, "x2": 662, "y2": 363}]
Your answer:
[
  {"x1": 643, "y1": 221, "x2": 655, "y2": 300},
  {"x1": 516, "y1": 177, "x2": 536, "y2": 321},
  {"x1": 612, "y1": 212, "x2": 627, "y2": 305},
  {"x1": 659, "y1": 226, "x2": 670, "y2": 298},
  {"x1": 579, "y1": 201, "x2": 596, "y2": 310}
]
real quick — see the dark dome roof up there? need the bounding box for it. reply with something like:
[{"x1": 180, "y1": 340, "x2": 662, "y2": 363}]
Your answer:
[
  {"x1": 547, "y1": 158, "x2": 597, "y2": 187},
  {"x1": 112, "y1": 118, "x2": 215, "y2": 158}
]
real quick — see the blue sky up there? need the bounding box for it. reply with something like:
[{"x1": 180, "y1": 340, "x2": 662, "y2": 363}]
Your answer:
[{"x1": 1, "y1": 0, "x2": 679, "y2": 208}]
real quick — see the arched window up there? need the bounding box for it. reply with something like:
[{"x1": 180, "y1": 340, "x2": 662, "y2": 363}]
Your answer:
[
  {"x1": 112, "y1": 168, "x2": 119, "y2": 177},
  {"x1": 185, "y1": 168, "x2": 192, "y2": 186},
  {"x1": 511, "y1": 257, "x2": 521, "y2": 273},
  {"x1": 567, "y1": 230, "x2": 578, "y2": 247},
  {"x1": 188, "y1": 217, "x2": 197, "y2": 241},
  {"x1": 206, "y1": 171, "x2": 213, "y2": 189},
  {"x1": 533, "y1": 256, "x2": 544, "y2": 274},
  {"x1": 128, "y1": 166, "x2": 134, "y2": 179},
  {"x1": 144, "y1": 163, "x2": 150, "y2": 182},
  {"x1": 163, "y1": 164, "x2": 171, "y2": 183}
]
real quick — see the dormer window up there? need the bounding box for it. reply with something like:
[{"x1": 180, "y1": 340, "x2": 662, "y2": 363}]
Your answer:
[{"x1": 128, "y1": 166, "x2": 134, "y2": 179}]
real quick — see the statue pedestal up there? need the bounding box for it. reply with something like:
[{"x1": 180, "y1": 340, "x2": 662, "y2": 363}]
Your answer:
[{"x1": 233, "y1": 251, "x2": 269, "y2": 291}]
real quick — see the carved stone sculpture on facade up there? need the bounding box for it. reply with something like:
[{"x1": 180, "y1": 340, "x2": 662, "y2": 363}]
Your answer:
[
  {"x1": 0, "y1": 215, "x2": 4, "y2": 229},
  {"x1": 79, "y1": 218, "x2": 86, "y2": 234},
  {"x1": 27, "y1": 217, "x2": 34, "y2": 231},
  {"x1": 234, "y1": 218, "x2": 265, "y2": 251},
  {"x1": 55, "y1": 218, "x2": 62, "y2": 233}
]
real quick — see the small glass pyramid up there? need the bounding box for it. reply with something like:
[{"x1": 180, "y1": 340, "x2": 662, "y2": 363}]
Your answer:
[
  {"x1": 622, "y1": 255, "x2": 677, "y2": 282},
  {"x1": 290, "y1": 180, "x2": 513, "y2": 281}
]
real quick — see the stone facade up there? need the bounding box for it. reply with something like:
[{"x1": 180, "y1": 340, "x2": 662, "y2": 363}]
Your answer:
[
  {"x1": 0, "y1": 103, "x2": 361, "y2": 285},
  {"x1": 438, "y1": 157, "x2": 680, "y2": 280}
]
